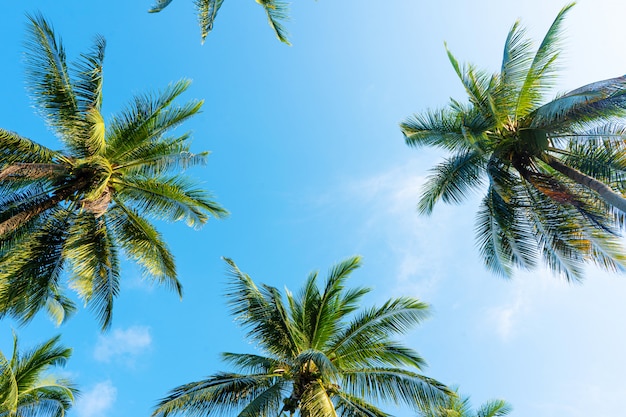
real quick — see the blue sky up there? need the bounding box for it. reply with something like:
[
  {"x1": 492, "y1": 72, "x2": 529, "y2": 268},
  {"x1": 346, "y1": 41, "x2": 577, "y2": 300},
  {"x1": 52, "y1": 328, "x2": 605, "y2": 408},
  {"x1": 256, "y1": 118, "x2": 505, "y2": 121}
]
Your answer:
[{"x1": 2, "y1": 1, "x2": 626, "y2": 416}]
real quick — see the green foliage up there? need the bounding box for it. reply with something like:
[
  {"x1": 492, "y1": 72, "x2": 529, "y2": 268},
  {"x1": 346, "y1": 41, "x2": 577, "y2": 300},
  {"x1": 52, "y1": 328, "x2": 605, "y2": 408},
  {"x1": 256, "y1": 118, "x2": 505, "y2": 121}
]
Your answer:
[
  {"x1": 0, "y1": 333, "x2": 77, "y2": 417},
  {"x1": 401, "y1": 2, "x2": 626, "y2": 281},
  {"x1": 152, "y1": 257, "x2": 452, "y2": 417},
  {"x1": 148, "y1": 0, "x2": 292, "y2": 45},
  {"x1": 416, "y1": 388, "x2": 512, "y2": 417},
  {"x1": 0, "y1": 14, "x2": 228, "y2": 330}
]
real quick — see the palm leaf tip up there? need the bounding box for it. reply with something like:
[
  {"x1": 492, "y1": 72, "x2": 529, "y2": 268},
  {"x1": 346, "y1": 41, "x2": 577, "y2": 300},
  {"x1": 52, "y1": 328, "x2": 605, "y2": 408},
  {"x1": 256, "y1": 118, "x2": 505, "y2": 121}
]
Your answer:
[
  {"x1": 148, "y1": 0, "x2": 175, "y2": 13},
  {"x1": 256, "y1": 0, "x2": 292, "y2": 45}
]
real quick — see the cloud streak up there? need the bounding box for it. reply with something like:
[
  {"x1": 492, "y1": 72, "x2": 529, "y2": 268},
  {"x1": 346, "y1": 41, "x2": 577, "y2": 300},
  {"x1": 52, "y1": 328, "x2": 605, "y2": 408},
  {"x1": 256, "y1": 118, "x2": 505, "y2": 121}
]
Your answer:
[
  {"x1": 94, "y1": 325, "x2": 152, "y2": 364},
  {"x1": 74, "y1": 380, "x2": 117, "y2": 417}
]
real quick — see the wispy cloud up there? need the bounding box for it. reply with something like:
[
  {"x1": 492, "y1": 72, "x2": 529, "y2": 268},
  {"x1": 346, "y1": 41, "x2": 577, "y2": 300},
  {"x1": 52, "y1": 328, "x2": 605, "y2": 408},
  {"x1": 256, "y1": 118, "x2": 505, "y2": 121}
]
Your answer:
[
  {"x1": 483, "y1": 268, "x2": 564, "y2": 341},
  {"x1": 487, "y1": 292, "x2": 526, "y2": 341},
  {"x1": 94, "y1": 325, "x2": 152, "y2": 364},
  {"x1": 74, "y1": 380, "x2": 117, "y2": 417},
  {"x1": 334, "y1": 157, "x2": 478, "y2": 300}
]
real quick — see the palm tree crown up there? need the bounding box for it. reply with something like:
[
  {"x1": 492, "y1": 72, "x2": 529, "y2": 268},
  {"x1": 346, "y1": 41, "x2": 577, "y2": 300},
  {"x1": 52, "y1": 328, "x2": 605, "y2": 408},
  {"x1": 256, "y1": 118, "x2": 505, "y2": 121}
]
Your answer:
[
  {"x1": 153, "y1": 256, "x2": 452, "y2": 417},
  {"x1": 0, "y1": 333, "x2": 77, "y2": 417},
  {"x1": 148, "y1": 0, "x2": 291, "y2": 45},
  {"x1": 416, "y1": 388, "x2": 512, "y2": 417},
  {"x1": 0, "y1": 14, "x2": 228, "y2": 329},
  {"x1": 401, "y1": 2, "x2": 626, "y2": 280}
]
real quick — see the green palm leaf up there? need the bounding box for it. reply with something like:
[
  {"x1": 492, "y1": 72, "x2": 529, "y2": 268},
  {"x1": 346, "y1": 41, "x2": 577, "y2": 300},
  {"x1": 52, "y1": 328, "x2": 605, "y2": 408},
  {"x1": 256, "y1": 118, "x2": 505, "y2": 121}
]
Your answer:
[
  {"x1": 195, "y1": 0, "x2": 225, "y2": 43},
  {"x1": 23, "y1": 14, "x2": 84, "y2": 156},
  {"x1": 0, "y1": 129, "x2": 59, "y2": 166},
  {"x1": 532, "y1": 75, "x2": 626, "y2": 130},
  {"x1": 334, "y1": 392, "x2": 390, "y2": 417},
  {"x1": 0, "y1": 210, "x2": 72, "y2": 326},
  {"x1": 418, "y1": 150, "x2": 486, "y2": 214},
  {"x1": 402, "y1": 2, "x2": 626, "y2": 279},
  {"x1": 155, "y1": 258, "x2": 451, "y2": 417},
  {"x1": 256, "y1": 0, "x2": 291, "y2": 45},
  {"x1": 106, "y1": 204, "x2": 179, "y2": 293},
  {"x1": 65, "y1": 213, "x2": 120, "y2": 329},
  {"x1": 0, "y1": 334, "x2": 77, "y2": 417},
  {"x1": 154, "y1": 373, "x2": 279, "y2": 417},
  {"x1": 0, "y1": 15, "x2": 225, "y2": 328},
  {"x1": 148, "y1": 0, "x2": 176, "y2": 12}
]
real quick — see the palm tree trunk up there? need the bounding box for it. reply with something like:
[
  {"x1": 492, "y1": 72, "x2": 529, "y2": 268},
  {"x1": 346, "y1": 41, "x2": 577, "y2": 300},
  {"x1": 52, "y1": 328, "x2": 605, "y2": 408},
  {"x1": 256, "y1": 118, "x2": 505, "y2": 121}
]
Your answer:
[
  {"x1": 0, "y1": 180, "x2": 85, "y2": 236},
  {"x1": 0, "y1": 194, "x2": 65, "y2": 236},
  {"x1": 0, "y1": 163, "x2": 65, "y2": 181},
  {"x1": 545, "y1": 156, "x2": 626, "y2": 213}
]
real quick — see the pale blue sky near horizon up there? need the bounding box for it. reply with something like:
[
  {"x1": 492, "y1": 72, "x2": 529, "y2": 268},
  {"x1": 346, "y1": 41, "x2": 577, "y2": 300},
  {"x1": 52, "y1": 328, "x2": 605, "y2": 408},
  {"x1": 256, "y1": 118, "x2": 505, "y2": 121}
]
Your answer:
[{"x1": 1, "y1": 1, "x2": 626, "y2": 417}]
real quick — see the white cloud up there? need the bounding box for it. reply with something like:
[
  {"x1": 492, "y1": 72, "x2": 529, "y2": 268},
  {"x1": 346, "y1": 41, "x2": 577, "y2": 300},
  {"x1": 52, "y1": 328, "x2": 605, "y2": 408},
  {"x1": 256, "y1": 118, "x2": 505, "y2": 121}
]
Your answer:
[
  {"x1": 74, "y1": 380, "x2": 117, "y2": 417},
  {"x1": 94, "y1": 325, "x2": 152, "y2": 364},
  {"x1": 487, "y1": 294, "x2": 526, "y2": 341},
  {"x1": 336, "y1": 158, "x2": 477, "y2": 300}
]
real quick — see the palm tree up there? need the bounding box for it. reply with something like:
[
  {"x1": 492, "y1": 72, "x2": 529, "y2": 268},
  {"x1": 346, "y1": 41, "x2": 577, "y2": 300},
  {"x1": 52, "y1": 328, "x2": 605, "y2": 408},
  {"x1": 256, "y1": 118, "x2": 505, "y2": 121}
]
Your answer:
[
  {"x1": 148, "y1": 0, "x2": 291, "y2": 45},
  {"x1": 416, "y1": 389, "x2": 511, "y2": 417},
  {"x1": 0, "y1": 333, "x2": 77, "y2": 417},
  {"x1": 153, "y1": 256, "x2": 452, "y2": 417},
  {"x1": 401, "y1": 2, "x2": 626, "y2": 280},
  {"x1": 0, "y1": 14, "x2": 228, "y2": 330}
]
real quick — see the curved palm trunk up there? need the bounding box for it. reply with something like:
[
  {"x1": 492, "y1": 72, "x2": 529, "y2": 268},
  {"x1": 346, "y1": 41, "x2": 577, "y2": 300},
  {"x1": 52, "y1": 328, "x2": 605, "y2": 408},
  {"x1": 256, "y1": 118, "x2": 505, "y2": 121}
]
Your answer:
[
  {"x1": 0, "y1": 163, "x2": 65, "y2": 181},
  {"x1": 0, "y1": 194, "x2": 65, "y2": 237},
  {"x1": 546, "y1": 156, "x2": 626, "y2": 213},
  {"x1": 0, "y1": 181, "x2": 85, "y2": 236}
]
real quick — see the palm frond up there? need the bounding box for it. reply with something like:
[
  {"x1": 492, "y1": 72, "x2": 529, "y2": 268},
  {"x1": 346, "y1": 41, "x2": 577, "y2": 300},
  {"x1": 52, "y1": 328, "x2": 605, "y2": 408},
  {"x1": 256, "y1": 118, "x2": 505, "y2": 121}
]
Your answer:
[
  {"x1": 334, "y1": 341, "x2": 427, "y2": 372},
  {"x1": 113, "y1": 134, "x2": 209, "y2": 176},
  {"x1": 497, "y1": 20, "x2": 533, "y2": 116},
  {"x1": 0, "y1": 129, "x2": 59, "y2": 166},
  {"x1": 148, "y1": 0, "x2": 176, "y2": 12},
  {"x1": 500, "y1": 20, "x2": 533, "y2": 91},
  {"x1": 220, "y1": 353, "x2": 283, "y2": 374},
  {"x1": 0, "y1": 210, "x2": 71, "y2": 326},
  {"x1": 298, "y1": 380, "x2": 337, "y2": 417},
  {"x1": 401, "y1": 107, "x2": 488, "y2": 153},
  {"x1": 195, "y1": 0, "x2": 225, "y2": 43},
  {"x1": 13, "y1": 335, "x2": 71, "y2": 390},
  {"x1": 532, "y1": 75, "x2": 626, "y2": 131},
  {"x1": 476, "y1": 399, "x2": 512, "y2": 417},
  {"x1": 520, "y1": 183, "x2": 586, "y2": 281},
  {"x1": 0, "y1": 335, "x2": 76, "y2": 417},
  {"x1": 24, "y1": 14, "x2": 84, "y2": 155},
  {"x1": 417, "y1": 150, "x2": 486, "y2": 214},
  {"x1": 341, "y1": 368, "x2": 451, "y2": 412},
  {"x1": 293, "y1": 350, "x2": 339, "y2": 382},
  {"x1": 334, "y1": 391, "x2": 391, "y2": 417},
  {"x1": 475, "y1": 186, "x2": 538, "y2": 278},
  {"x1": 113, "y1": 175, "x2": 227, "y2": 228},
  {"x1": 106, "y1": 79, "x2": 200, "y2": 159},
  {"x1": 308, "y1": 256, "x2": 362, "y2": 348},
  {"x1": 257, "y1": 0, "x2": 291, "y2": 45},
  {"x1": 236, "y1": 381, "x2": 284, "y2": 417},
  {"x1": 515, "y1": 3, "x2": 575, "y2": 117},
  {"x1": 153, "y1": 373, "x2": 278, "y2": 417},
  {"x1": 445, "y1": 45, "x2": 497, "y2": 124},
  {"x1": 0, "y1": 348, "x2": 18, "y2": 411},
  {"x1": 65, "y1": 214, "x2": 120, "y2": 330},
  {"x1": 72, "y1": 34, "x2": 106, "y2": 156},
  {"x1": 223, "y1": 258, "x2": 301, "y2": 358},
  {"x1": 44, "y1": 291, "x2": 77, "y2": 327},
  {"x1": 330, "y1": 298, "x2": 430, "y2": 367},
  {"x1": 106, "y1": 204, "x2": 180, "y2": 293}
]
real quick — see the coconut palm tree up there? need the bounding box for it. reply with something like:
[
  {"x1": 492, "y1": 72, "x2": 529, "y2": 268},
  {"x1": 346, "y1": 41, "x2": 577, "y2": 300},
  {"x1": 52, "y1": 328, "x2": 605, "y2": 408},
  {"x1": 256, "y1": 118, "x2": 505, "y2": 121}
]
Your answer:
[
  {"x1": 0, "y1": 333, "x2": 77, "y2": 417},
  {"x1": 416, "y1": 389, "x2": 511, "y2": 417},
  {"x1": 148, "y1": 0, "x2": 291, "y2": 45},
  {"x1": 401, "y1": 2, "x2": 626, "y2": 280},
  {"x1": 153, "y1": 256, "x2": 452, "y2": 417},
  {"x1": 0, "y1": 14, "x2": 228, "y2": 330}
]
